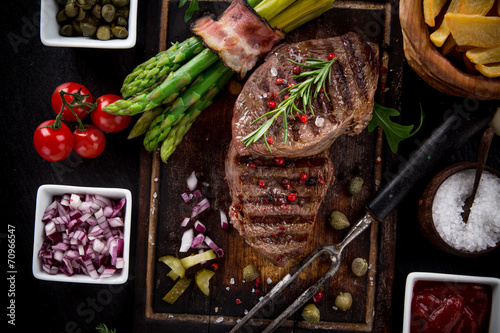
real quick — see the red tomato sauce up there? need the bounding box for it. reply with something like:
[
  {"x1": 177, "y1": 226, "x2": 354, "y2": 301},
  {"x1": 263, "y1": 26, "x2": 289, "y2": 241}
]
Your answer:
[{"x1": 410, "y1": 281, "x2": 491, "y2": 333}]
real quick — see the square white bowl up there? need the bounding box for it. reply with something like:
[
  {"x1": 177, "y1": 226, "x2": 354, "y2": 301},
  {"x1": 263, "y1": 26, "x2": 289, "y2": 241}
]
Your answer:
[
  {"x1": 33, "y1": 184, "x2": 132, "y2": 284},
  {"x1": 403, "y1": 272, "x2": 500, "y2": 333},
  {"x1": 40, "y1": 0, "x2": 137, "y2": 49}
]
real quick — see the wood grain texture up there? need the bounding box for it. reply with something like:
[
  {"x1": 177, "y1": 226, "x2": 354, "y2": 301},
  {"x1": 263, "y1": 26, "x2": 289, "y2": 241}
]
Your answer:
[
  {"x1": 400, "y1": 0, "x2": 500, "y2": 100},
  {"x1": 135, "y1": 1, "x2": 399, "y2": 332}
]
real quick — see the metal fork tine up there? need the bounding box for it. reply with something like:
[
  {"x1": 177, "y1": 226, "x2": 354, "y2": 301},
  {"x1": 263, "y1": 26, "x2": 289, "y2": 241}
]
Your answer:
[{"x1": 229, "y1": 245, "x2": 334, "y2": 333}]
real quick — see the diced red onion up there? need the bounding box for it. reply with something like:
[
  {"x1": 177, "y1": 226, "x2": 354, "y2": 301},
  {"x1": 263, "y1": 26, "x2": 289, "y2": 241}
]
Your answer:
[
  {"x1": 180, "y1": 217, "x2": 190, "y2": 227},
  {"x1": 220, "y1": 210, "x2": 228, "y2": 229},
  {"x1": 191, "y1": 233, "x2": 205, "y2": 248},
  {"x1": 204, "y1": 236, "x2": 224, "y2": 258},
  {"x1": 180, "y1": 228, "x2": 194, "y2": 252},
  {"x1": 194, "y1": 220, "x2": 206, "y2": 233},
  {"x1": 187, "y1": 171, "x2": 198, "y2": 192},
  {"x1": 192, "y1": 189, "x2": 203, "y2": 199},
  {"x1": 191, "y1": 198, "x2": 210, "y2": 218},
  {"x1": 181, "y1": 192, "x2": 192, "y2": 203},
  {"x1": 38, "y1": 192, "x2": 127, "y2": 279}
]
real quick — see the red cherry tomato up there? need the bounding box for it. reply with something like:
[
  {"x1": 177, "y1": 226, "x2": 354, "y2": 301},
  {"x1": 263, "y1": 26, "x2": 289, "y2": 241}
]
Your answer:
[
  {"x1": 52, "y1": 82, "x2": 93, "y2": 122},
  {"x1": 73, "y1": 125, "x2": 106, "y2": 158},
  {"x1": 91, "y1": 94, "x2": 131, "y2": 133},
  {"x1": 33, "y1": 120, "x2": 74, "y2": 162}
]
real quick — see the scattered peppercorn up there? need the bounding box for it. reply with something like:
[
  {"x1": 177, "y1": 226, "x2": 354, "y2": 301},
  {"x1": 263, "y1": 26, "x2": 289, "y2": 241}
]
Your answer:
[
  {"x1": 299, "y1": 115, "x2": 308, "y2": 123},
  {"x1": 275, "y1": 157, "x2": 284, "y2": 165},
  {"x1": 248, "y1": 161, "x2": 257, "y2": 168},
  {"x1": 293, "y1": 66, "x2": 301, "y2": 75},
  {"x1": 233, "y1": 203, "x2": 242, "y2": 212},
  {"x1": 329, "y1": 211, "x2": 350, "y2": 230},
  {"x1": 267, "y1": 137, "x2": 274, "y2": 145},
  {"x1": 268, "y1": 100, "x2": 277, "y2": 109},
  {"x1": 300, "y1": 173, "x2": 308, "y2": 180},
  {"x1": 276, "y1": 77, "x2": 283, "y2": 84},
  {"x1": 313, "y1": 290, "x2": 323, "y2": 303},
  {"x1": 328, "y1": 53, "x2": 337, "y2": 60},
  {"x1": 307, "y1": 177, "x2": 317, "y2": 185},
  {"x1": 211, "y1": 263, "x2": 219, "y2": 271},
  {"x1": 347, "y1": 177, "x2": 364, "y2": 195},
  {"x1": 235, "y1": 298, "x2": 242, "y2": 304},
  {"x1": 258, "y1": 180, "x2": 266, "y2": 187},
  {"x1": 287, "y1": 193, "x2": 297, "y2": 202}
]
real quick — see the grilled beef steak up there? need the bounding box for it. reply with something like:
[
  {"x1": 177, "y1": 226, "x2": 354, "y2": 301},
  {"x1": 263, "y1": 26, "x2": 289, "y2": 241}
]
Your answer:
[
  {"x1": 232, "y1": 32, "x2": 379, "y2": 157},
  {"x1": 225, "y1": 142, "x2": 335, "y2": 266}
]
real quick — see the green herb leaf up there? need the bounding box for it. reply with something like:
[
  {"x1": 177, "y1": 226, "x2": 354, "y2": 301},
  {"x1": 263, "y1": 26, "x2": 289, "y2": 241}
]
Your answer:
[
  {"x1": 96, "y1": 323, "x2": 116, "y2": 333},
  {"x1": 368, "y1": 102, "x2": 424, "y2": 153},
  {"x1": 180, "y1": 0, "x2": 200, "y2": 22}
]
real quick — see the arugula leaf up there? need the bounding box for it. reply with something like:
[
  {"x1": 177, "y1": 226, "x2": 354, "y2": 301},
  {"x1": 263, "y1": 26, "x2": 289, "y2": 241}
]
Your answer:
[
  {"x1": 179, "y1": 0, "x2": 199, "y2": 22},
  {"x1": 368, "y1": 102, "x2": 424, "y2": 153}
]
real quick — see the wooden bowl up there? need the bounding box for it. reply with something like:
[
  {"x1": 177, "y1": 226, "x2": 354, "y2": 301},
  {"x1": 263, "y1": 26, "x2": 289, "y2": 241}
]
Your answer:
[
  {"x1": 400, "y1": 0, "x2": 500, "y2": 100},
  {"x1": 418, "y1": 162, "x2": 500, "y2": 257}
]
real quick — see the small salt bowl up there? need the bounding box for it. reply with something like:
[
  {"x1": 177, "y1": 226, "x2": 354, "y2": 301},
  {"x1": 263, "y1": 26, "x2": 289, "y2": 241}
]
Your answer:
[
  {"x1": 32, "y1": 184, "x2": 132, "y2": 284},
  {"x1": 418, "y1": 162, "x2": 500, "y2": 257}
]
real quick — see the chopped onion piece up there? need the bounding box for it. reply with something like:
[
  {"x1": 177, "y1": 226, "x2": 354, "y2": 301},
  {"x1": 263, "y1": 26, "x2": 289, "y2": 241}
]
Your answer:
[
  {"x1": 70, "y1": 194, "x2": 82, "y2": 210},
  {"x1": 180, "y1": 217, "x2": 190, "y2": 227},
  {"x1": 191, "y1": 233, "x2": 205, "y2": 248},
  {"x1": 220, "y1": 210, "x2": 228, "y2": 229},
  {"x1": 204, "y1": 236, "x2": 224, "y2": 258},
  {"x1": 194, "y1": 220, "x2": 206, "y2": 233},
  {"x1": 191, "y1": 198, "x2": 210, "y2": 218},
  {"x1": 187, "y1": 171, "x2": 198, "y2": 192},
  {"x1": 192, "y1": 189, "x2": 203, "y2": 199},
  {"x1": 181, "y1": 192, "x2": 192, "y2": 203},
  {"x1": 180, "y1": 228, "x2": 194, "y2": 252}
]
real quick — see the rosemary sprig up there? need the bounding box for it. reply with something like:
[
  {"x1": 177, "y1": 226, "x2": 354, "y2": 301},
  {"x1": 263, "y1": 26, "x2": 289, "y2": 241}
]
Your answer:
[{"x1": 241, "y1": 55, "x2": 337, "y2": 149}]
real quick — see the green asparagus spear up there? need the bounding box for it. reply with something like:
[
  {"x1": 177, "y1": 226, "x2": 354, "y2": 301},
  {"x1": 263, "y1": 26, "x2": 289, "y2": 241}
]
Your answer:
[
  {"x1": 143, "y1": 62, "x2": 233, "y2": 151},
  {"x1": 159, "y1": 67, "x2": 234, "y2": 162},
  {"x1": 127, "y1": 107, "x2": 169, "y2": 139},
  {"x1": 121, "y1": 37, "x2": 205, "y2": 98}
]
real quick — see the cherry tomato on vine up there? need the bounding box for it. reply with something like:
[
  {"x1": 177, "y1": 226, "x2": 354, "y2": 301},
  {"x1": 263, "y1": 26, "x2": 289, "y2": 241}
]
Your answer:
[
  {"x1": 91, "y1": 94, "x2": 131, "y2": 133},
  {"x1": 73, "y1": 125, "x2": 106, "y2": 159},
  {"x1": 52, "y1": 82, "x2": 94, "y2": 122},
  {"x1": 33, "y1": 120, "x2": 74, "y2": 162}
]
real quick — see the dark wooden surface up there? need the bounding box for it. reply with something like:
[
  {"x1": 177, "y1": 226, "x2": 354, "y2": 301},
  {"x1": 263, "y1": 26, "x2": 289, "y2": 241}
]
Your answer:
[{"x1": 1, "y1": 1, "x2": 499, "y2": 333}]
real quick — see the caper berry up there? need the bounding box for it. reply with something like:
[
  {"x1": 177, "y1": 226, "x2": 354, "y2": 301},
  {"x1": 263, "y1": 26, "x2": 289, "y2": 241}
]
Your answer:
[
  {"x1": 101, "y1": 4, "x2": 116, "y2": 22},
  {"x1": 351, "y1": 257, "x2": 368, "y2": 277},
  {"x1": 75, "y1": 8, "x2": 87, "y2": 22},
  {"x1": 116, "y1": 16, "x2": 128, "y2": 27},
  {"x1": 347, "y1": 177, "x2": 364, "y2": 195},
  {"x1": 112, "y1": 0, "x2": 129, "y2": 7},
  {"x1": 112, "y1": 26, "x2": 128, "y2": 39},
  {"x1": 77, "y1": 0, "x2": 97, "y2": 10},
  {"x1": 91, "y1": 4, "x2": 102, "y2": 18},
  {"x1": 96, "y1": 25, "x2": 111, "y2": 40},
  {"x1": 56, "y1": 10, "x2": 69, "y2": 24},
  {"x1": 80, "y1": 16, "x2": 98, "y2": 36},
  {"x1": 101, "y1": 0, "x2": 112, "y2": 5},
  {"x1": 65, "y1": 0, "x2": 79, "y2": 17},
  {"x1": 72, "y1": 20, "x2": 83, "y2": 35},
  {"x1": 335, "y1": 292, "x2": 352, "y2": 311},
  {"x1": 329, "y1": 211, "x2": 350, "y2": 230},
  {"x1": 57, "y1": 0, "x2": 69, "y2": 5},
  {"x1": 242, "y1": 264, "x2": 260, "y2": 281},
  {"x1": 59, "y1": 24, "x2": 74, "y2": 37},
  {"x1": 301, "y1": 303, "x2": 320, "y2": 324},
  {"x1": 116, "y1": 6, "x2": 129, "y2": 19}
]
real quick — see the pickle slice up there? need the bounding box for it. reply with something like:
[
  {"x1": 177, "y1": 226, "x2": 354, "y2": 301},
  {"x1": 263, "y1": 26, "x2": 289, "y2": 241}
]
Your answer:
[
  {"x1": 162, "y1": 277, "x2": 192, "y2": 304},
  {"x1": 159, "y1": 255, "x2": 186, "y2": 280},
  {"x1": 180, "y1": 249, "x2": 217, "y2": 269},
  {"x1": 195, "y1": 268, "x2": 215, "y2": 296}
]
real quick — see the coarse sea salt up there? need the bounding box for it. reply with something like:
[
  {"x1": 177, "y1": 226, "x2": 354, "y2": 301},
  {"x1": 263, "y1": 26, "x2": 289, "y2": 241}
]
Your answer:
[{"x1": 432, "y1": 169, "x2": 500, "y2": 252}]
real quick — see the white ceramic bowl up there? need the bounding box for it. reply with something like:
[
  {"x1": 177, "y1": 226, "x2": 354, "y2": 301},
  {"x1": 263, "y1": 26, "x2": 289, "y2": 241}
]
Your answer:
[
  {"x1": 32, "y1": 184, "x2": 132, "y2": 284},
  {"x1": 403, "y1": 272, "x2": 500, "y2": 332},
  {"x1": 40, "y1": 0, "x2": 137, "y2": 49}
]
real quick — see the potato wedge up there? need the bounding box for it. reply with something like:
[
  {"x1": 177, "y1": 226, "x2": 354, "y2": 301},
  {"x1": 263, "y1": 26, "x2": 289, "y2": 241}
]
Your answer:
[
  {"x1": 457, "y1": 0, "x2": 495, "y2": 15},
  {"x1": 466, "y1": 46, "x2": 500, "y2": 64},
  {"x1": 424, "y1": 0, "x2": 448, "y2": 27},
  {"x1": 475, "y1": 63, "x2": 500, "y2": 78},
  {"x1": 430, "y1": 0, "x2": 461, "y2": 47},
  {"x1": 445, "y1": 13, "x2": 500, "y2": 48}
]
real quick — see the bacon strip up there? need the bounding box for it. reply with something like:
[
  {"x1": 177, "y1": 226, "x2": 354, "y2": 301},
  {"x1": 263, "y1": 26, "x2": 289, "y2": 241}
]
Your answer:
[{"x1": 191, "y1": 0, "x2": 285, "y2": 77}]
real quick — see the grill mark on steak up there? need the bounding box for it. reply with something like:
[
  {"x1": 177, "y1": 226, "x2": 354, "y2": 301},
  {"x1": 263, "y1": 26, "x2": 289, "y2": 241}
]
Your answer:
[
  {"x1": 232, "y1": 32, "x2": 379, "y2": 157},
  {"x1": 225, "y1": 142, "x2": 335, "y2": 266}
]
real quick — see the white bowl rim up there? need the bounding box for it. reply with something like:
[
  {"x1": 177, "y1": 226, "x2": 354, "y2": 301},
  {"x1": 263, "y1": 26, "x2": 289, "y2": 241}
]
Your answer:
[
  {"x1": 402, "y1": 271, "x2": 500, "y2": 333},
  {"x1": 40, "y1": 0, "x2": 137, "y2": 49},
  {"x1": 32, "y1": 184, "x2": 132, "y2": 284}
]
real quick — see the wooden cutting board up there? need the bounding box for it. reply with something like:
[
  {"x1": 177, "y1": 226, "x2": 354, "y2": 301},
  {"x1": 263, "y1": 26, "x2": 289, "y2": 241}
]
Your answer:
[{"x1": 134, "y1": 1, "x2": 399, "y2": 332}]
